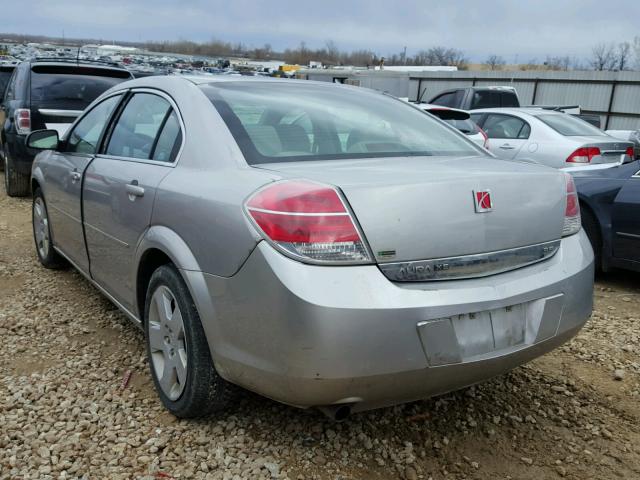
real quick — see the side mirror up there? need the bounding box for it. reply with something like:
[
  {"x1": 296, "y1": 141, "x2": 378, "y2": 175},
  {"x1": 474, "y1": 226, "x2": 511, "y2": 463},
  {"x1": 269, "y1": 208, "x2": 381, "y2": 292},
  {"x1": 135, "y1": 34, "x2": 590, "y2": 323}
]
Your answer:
[{"x1": 26, "y1": 129, "x2": 59, "y2": 150}]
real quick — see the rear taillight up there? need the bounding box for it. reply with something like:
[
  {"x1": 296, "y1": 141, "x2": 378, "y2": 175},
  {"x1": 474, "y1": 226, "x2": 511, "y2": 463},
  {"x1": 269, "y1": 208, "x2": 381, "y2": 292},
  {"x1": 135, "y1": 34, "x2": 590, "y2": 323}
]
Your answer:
[
  {"x1": 625, "y1": 146, "x2": 634, "y2": 159},
  {"x1": 562, "y1": 173, "x2": 581, "y2": 237},
  {"x1": 14, "y1": 109, "x2": 31, "y2": 135},
  {"x1": 478, "y1": 127, "x2": 489, "y2": 149},
  {"x1": 566, "y1": 147, "x2": 600, "y2": 163},
  {"x1": 245, "y1": 180, "x2": 372, "y2": 264}
]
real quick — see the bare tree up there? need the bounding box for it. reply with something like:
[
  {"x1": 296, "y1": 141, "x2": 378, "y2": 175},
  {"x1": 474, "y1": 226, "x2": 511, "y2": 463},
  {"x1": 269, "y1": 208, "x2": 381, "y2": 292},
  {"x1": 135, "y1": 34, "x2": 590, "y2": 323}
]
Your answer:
[
  {"x1": 616, "y1": 42, "x2": 632, "y2": 71},
  {"x1": 590, "y1": 42, "x2": 616, "y2": 71},
  {"x1": 484, "y1": 54, "x2": 505, "y2": 70},
  {"x1": 634, "y1": 36, "x2": 640, "y2": 70},
  {"x1": 544, "y1": 55, "x2": 571, "y2": 71}
]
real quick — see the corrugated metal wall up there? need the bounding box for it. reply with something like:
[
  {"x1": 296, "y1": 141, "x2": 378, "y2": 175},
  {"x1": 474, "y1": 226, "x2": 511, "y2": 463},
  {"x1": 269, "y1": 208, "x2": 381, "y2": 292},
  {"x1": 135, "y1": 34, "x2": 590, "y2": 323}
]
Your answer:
[{"x1": 300, "y1": 69, "x2": 640, "y2": 130}]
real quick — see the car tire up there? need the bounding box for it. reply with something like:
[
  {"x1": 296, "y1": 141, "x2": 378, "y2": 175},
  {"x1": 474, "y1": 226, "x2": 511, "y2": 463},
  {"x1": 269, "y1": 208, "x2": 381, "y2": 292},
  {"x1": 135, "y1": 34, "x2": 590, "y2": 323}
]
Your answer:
[
  {"x1": 145, "y1": 264, "x2": 234, "y2": 418},
  {"x1": 581, "y1": 208, "x2": 602, "y2": 271},
  {"x1": 4, "y1": 152, "x2": 30, "y2": 197},
  {"x1": 32, "y1": 188, "x2": 68, "y2": 269}
]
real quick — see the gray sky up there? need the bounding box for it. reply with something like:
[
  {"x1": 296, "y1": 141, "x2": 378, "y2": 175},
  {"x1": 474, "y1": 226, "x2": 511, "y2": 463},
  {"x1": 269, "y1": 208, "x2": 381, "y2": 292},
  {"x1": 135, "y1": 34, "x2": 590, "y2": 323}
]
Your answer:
[{"x1": 3, "y1": 0, "x2": 637, "y2": 61}]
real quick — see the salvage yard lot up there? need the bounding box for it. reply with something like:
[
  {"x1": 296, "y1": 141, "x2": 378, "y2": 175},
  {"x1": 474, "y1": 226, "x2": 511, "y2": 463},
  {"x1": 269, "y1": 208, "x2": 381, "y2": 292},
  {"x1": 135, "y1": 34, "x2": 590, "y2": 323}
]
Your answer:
[{"x1": 1, "y1": 183, "x2": 640, "y2": 480}]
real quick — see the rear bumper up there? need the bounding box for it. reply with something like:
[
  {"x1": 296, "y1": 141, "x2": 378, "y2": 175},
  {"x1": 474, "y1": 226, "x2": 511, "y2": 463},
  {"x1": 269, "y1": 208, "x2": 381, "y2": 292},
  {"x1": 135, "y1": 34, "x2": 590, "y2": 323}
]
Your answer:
[{"x1": 187, "y1": 231, "x2": 594, "y2": 411}]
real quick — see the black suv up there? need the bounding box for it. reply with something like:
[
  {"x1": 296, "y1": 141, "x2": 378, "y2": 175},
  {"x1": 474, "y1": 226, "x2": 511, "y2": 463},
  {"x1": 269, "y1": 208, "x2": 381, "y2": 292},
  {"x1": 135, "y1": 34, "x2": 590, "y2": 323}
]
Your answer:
[{"x1": 0, "y1": 59, "x2": 133, "y2": 196}]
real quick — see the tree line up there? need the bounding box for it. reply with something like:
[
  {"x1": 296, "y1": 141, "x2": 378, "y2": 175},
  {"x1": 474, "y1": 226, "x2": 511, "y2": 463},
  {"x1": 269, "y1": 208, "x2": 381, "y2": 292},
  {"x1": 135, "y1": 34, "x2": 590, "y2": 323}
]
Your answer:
[{"x1": 2, "y1": 32, "x2": 640, "y2": 71}]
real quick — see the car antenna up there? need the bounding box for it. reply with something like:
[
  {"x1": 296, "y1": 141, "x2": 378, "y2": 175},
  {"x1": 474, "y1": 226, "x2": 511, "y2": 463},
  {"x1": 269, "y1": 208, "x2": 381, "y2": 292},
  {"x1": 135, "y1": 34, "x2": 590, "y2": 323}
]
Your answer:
[{"x1": 76, "y1": 46, "x2": 81, "y2": 64}]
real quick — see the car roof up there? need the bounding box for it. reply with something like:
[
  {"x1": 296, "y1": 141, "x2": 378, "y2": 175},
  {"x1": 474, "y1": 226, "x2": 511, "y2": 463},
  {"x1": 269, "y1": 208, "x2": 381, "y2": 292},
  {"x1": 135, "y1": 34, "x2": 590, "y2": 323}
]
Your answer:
[{"x1": 25, "y1": 58, "x2": 130, "y2": 72}]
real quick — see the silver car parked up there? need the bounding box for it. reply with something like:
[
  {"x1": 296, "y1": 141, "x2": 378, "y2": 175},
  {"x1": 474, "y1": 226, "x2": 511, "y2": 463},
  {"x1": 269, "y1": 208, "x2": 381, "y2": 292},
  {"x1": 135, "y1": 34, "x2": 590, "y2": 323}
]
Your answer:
[
  {"x1": 28, "y1": 76, "x2": 594, "y2": 419},
  {"x1": 470, "y1": 108, "x2": 635, "y2": 168}
]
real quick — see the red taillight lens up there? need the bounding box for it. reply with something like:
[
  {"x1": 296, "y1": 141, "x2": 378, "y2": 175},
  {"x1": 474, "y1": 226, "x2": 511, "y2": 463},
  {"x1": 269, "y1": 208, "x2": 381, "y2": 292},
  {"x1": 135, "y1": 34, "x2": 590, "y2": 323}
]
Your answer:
[
  {"x1": 625, "y1": 146, "x2": 634, "y2": 158},
  {"x1": 245, "y1": 180, "x2": 372, "y2": 263},
  {"x1": 566, "y1": 147, "x2": 600, "y2": 163},
  {"x1": 478, "y1": 127, "x2": 489, "y2": 149},
  {"x1": 562, "y1": 173, "x2": 580, "y2": 236},
  {"x1": 15, "y1": 108, "x2": 31, "y2": 135}
]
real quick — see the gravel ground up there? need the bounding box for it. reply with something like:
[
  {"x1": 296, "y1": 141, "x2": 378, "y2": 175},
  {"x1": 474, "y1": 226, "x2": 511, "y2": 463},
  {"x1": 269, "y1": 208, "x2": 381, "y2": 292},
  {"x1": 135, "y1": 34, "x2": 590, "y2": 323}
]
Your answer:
[{"x1": 1, "y1": 182, "x2": 640, "y2": 480}]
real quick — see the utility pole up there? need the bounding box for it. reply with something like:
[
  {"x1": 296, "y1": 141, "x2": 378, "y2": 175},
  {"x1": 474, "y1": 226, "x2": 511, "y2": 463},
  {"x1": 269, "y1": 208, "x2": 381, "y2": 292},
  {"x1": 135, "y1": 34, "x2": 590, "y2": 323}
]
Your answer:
[{"x1": 403, "y1": 46, "x2": 407, "y2": 65}]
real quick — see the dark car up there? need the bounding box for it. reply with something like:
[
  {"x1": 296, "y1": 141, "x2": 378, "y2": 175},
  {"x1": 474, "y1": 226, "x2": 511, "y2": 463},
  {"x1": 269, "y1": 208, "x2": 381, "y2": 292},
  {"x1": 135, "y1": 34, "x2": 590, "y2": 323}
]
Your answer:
[
  {"x1": 428, "y1": 86, "x2": 520, "y2": 110},
  {"x1": 571, "y1": 160, "x2": 640, "y2": 272},
  {"x1": 0, "y1": 59, "x2": 133, "y2": 196}
]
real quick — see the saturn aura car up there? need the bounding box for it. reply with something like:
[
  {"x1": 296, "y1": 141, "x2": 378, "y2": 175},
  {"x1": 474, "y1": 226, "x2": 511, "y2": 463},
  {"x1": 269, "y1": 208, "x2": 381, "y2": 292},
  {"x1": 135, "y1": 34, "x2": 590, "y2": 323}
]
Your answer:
[{"x1": 27, "y1": 76, "x2": 594, "y2": 419}]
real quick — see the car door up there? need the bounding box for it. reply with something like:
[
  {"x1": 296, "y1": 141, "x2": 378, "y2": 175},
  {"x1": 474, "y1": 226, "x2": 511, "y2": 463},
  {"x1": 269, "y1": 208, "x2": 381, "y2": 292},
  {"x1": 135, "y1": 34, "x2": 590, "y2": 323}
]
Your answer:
[
  {"x1": 44, "y1": 93, "x2": 123, "y2": 272},
  {"x1": 481, "y1": 113, "x2": 530, "y2": 160},
  {"x1": 611, "y1": 170, "x2": 640, "y2": 263},
  {"x1": 83, "y1": 90, "x2": 183, "y2": 311}
]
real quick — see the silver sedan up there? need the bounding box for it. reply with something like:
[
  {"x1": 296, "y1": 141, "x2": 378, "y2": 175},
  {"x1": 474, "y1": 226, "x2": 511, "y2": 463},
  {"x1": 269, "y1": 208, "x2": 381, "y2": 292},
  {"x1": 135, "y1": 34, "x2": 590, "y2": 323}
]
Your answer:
[
  {"x1": 28, "y1": 76, "x2": 594, "y2": 419},
  {"x1": 470, "y1": 108, "x2": 635, "y2": 168}
]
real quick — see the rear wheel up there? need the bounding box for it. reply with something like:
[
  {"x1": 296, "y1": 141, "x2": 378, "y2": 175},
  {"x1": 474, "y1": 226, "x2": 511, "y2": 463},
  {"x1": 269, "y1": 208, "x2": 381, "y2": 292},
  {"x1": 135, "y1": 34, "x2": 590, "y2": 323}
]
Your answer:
[
  {"x1": 32, "y1": 188, "x2": 67, "y2": 269},
  {"x1": 4, "y1": 152, "x2": 30, "y2": 197},
  {"x1": 581, "y1": 208, "x2": 602, "y2": 270},
  {"x1": 145, "y1": 264, "x2": 234, "y2": 418}
]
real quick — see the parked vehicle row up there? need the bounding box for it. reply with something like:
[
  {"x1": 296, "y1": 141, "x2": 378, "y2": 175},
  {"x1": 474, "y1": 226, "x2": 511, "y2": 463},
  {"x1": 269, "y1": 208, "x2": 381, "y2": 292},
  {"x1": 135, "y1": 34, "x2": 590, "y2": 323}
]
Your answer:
[
  {"x1": 0, "y1": 58, "x2": 133, "y2": 196},
  {"x1": 25, "y1": 76, "x2": 594, "y2": 419}
]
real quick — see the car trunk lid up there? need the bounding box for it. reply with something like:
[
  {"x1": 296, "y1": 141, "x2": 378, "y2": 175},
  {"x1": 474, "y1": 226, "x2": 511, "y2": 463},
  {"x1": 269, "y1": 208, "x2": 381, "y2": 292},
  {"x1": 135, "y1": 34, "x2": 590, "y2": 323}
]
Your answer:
[
  {"x1": 567, "y1": 136, "x2": 635, "y2": 164},
  {"x1": 256, "y1": 156, "x2": 566, "y2": 268}
]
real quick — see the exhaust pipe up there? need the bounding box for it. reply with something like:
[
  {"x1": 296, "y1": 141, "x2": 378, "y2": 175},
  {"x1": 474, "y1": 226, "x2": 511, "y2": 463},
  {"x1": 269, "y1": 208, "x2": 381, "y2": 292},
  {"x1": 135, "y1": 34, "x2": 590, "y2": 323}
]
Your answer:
[{"x1": 318, "y1": 404, "x2": 352, "y2": 422}]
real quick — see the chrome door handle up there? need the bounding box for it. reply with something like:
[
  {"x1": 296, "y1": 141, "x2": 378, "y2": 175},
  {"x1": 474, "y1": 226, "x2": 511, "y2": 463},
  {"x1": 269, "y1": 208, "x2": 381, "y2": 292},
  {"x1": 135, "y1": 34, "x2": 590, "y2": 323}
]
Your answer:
[
  {"x1": 69, "y1": 170, "x2": 81, "y2": 183},
  {"x1": 125, "y1": 183, "x2": 145, "y2": 197},
  {"x1": 499, "y1": 144, "x2": 516, "y2": 150}
]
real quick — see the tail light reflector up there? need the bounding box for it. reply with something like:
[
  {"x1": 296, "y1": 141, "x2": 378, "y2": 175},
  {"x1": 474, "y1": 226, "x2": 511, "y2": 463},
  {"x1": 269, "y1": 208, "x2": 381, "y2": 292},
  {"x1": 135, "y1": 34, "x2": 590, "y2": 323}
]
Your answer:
[
  {"x1": 566, "y1": 147, "x2": 600, "y2": 163},
  {"x1": 562, "y1": 173, "x2": 581, "y2": 237},
  {"x1": 245, "y1": 180, "x2": 372, "y2": 264},
  {"x1": 625, "y1": 146, "x2": 634, "y2": 159},
  {"x1": 478, "y1": 127, "x2": 489, "y2": 149},
  {"x1": 15, "y1": 109, "x2": 31, "y2": 135}
]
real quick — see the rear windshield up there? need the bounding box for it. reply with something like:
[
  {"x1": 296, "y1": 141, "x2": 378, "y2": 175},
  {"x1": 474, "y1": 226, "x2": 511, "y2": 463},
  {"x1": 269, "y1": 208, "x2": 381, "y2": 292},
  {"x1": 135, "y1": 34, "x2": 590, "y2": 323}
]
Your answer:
[
  {"x1": 202, "y1": 82, "x2": 483, "y2": 164},
  {"x1": 536, "y1": 113, "x2": 605, "y2": 137},
  {"x1": 30, "y1": 65, "x2": 131, "y2": 109},
  {"x1": 471, "y1": 90, "x2": 518, "y2": 109},
  {"x1": 0, "y1": 68, "x2": 13, "y2": 95}
]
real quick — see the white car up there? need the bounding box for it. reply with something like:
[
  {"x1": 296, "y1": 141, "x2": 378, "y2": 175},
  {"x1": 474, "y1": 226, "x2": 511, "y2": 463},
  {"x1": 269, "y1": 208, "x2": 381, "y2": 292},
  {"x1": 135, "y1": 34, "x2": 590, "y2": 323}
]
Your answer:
[
  {"x1": 401, "y1": 100, "x2": 488, "y2": 149},
  {"x1": 470, "y1": 108, "x2": 635, "y2": 168}
]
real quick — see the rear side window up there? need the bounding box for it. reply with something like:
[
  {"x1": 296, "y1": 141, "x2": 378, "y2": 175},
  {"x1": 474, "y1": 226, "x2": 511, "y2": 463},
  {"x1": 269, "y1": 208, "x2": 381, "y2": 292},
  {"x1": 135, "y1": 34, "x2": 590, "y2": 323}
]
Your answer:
[
  {"x1": 431, "y1": 90, "x2": 463, "y2": 108},
  {"x1": 106, "y1": 93, "x2": 172, "y2": 159},
  {"x1": 471, "y1": 91, "x2": 501, "y2": 109},
  {"x1": 482, "y1": 114, "x2": 530, "y2": 139},
  {"x1": 66, "y1": 95, "x2": 122, "y2": 154},
  {"x1": 151, "y1": 110, "x2": 182, "y2": 162},
  {"x1": 0, "y1": 68, "x2": 14, "y2": 97},
  {"x1": 536, "y1": 114, "x2": 605, "y2": 137},
  {"x1": 30, "y1": 65, "x2": 130, "y2": 110}
]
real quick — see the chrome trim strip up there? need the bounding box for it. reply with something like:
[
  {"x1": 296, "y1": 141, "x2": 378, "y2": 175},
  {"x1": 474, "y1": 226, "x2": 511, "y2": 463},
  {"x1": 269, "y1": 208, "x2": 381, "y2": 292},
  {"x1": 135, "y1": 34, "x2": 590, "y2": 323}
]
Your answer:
[
  {"x1": 379, "y1": 240, "x2": 561, "y2": 282},
  {"x1": 616, "y1": 231, "x2": 640, "y2": 240},
  {"x1": 38, "y1": 109, "x2": 83, "y2": 117},
  {"x1": 53, "y1": 246, "x2": 142, "y2": 328}
]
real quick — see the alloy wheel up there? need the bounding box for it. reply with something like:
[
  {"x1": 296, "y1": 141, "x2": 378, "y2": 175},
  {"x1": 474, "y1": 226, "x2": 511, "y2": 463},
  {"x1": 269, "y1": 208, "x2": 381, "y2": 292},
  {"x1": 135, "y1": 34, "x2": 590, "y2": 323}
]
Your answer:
[
  {"x1": 33, "y1": 197, "x2": 50, "y2": 259},
  {"x1": 148, "y1": 285, "x2": 188, "y2": 400}
]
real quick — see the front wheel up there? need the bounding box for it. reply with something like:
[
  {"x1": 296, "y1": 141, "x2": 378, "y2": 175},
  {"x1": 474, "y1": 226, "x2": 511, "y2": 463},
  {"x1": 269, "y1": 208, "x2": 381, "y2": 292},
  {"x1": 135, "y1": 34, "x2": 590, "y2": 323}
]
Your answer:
[
  {"x1": 145, "y1": 264, "x2": 234, "y2": 418},
  {"x1": 32, "y1": 188, "x2": 68, "y2": 269}
]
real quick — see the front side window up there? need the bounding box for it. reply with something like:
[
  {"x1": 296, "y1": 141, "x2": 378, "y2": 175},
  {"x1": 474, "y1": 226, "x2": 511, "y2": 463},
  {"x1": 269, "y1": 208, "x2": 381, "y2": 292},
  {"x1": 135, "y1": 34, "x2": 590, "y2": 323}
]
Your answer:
[
  {"x1": 65, "y1": 94, "x2": 121, "y2": 154},
  {"x1": 536, "y1": 113, "x2": 605, "y2": 137},
  {"x1": 203, "y1": 83, "x2": 483, "y2": 165},
  {"x1": 431, "y1": 92, "x2": 456, "y2": 107},
  {"x1": 483, "y1": 114, "x2": 530, "y2": 139},
  {"x1": 106, "y1": 93, "x2": 171, "y2": 159}
]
